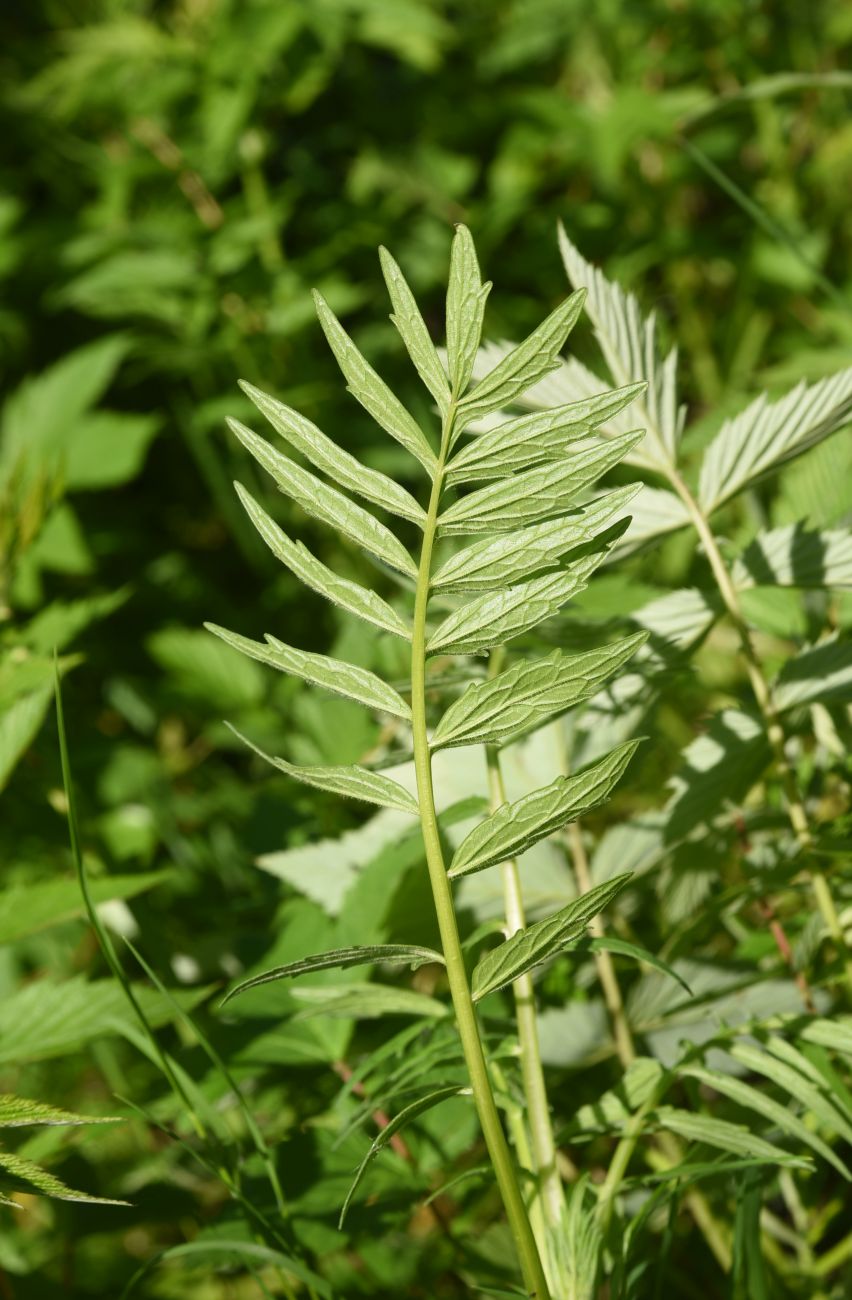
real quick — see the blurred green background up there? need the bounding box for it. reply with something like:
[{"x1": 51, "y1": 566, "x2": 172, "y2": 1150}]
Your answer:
[{"x1": 1, "y1": 2, "x2": 851, "y2": 1295}]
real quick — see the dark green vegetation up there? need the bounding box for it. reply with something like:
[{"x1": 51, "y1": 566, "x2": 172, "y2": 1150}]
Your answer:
[{"x1": 2, "y1": 3, "x2": 852, "y2": 1297}]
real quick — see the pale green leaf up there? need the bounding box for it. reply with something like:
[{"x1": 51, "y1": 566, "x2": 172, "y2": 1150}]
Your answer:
[
  {"x1": 290, "y1": 982, "x2": 448, "y2": 1021},
  {"x1": 221, "y1": 945, "x2": 444, "y2": 1007},
  {"x1": 0, "y1": 1095, "x2": 120, "y2": 1128},
  {"x1": 654, "y1": 1107, "x2": 808, "y2": 1166},
  {"x1": 427, "y1": 552, "x2": 604, "y2": 656},
  {"x1": 664, "y1": 709, "x2": 770, "y2": 842},
  {"x1": 445, "y1": 224, "x2": 491, "y2": 397},
  {"x1": 611, "y1": 485, "x2": 692, "y2": 557},
  {"x1": 225, "y1": 722, "x2": 419, "y2": 814},
  {"x1": 449, "y1": 740, "x2": 639, "y2": 878},
  {"x1": 204, "y1": 623, "x2": 412, "y2": 720},
  {"x1": 731, "y1": 1039, "x2": 852, "y2": 1146},
  {"x1": 234, "y1": 483, "x2": 411, "y2": 639},
  {"x1": 678, "y1": 1062, "x2": 850, "y2": 1178},
  {"x1": 379, "y1": 246, "x2": 451, "y2": 411},
  {"x1": 339, "y1": 1085, "x2": 466, "y2": 1226},
  {"x1": 574, "y1": 1057, "x2": 664, "y2": 1132},
  {"x1": 733, "y1": 525, "x2": 852, "y2": 590},
  {"x1": 313, "y1": 290, "x2": 437, "y2": 473},
  {"x1": 227, "y1": 417, "x2": 417, "y2": 577},
  {"x1": 0, "y1": 870, "x2": 170, "y2": 945},
  {"x1": 431, "y1": 485, "x2": 639, "y2": 592},
  {"x1": 438, "y1": 430, "x2": 643, "y2": 535},
  {"x1": 773, "y1": 638, "x2": 852, "y2": 711},
  {"x1": 456, "y1": 290, "x2": 586, "y2": 426},
  {"x1": 632, "y1": 588, "x2": 721, "y2": 650},
  {"x1": 432, "y1": 634, "x2": 647, "y2": 749},
  {"x1": 698, "y1": 368, "x2": 852, "y2": 514},
  {"x1": 471, "y1": 875, "x2": 632, "y2": 1001},
  {"x1": 0, "y1": 683, "x2": 55, "y2": 793},
  {"x1": 0, "y1": 1151, "x2": 129, "y2": 1206},
  {"x1": 581, "y1": 938, "x2": 693, "y2": 996},
  {"x1": 239, "y1": 380, "x2": 426, "y2": 525},
  {"x1": 447, "y1": 381, "x2": 645, "y2": 483}
]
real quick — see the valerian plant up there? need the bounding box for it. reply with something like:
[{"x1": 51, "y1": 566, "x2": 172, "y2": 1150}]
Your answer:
[{"x1": 208, "y1": 228, "x2": 852, "y2": 1298}]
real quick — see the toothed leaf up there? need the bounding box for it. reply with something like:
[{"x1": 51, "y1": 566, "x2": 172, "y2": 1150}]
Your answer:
[
  {"x1": 379, "y1": 246, "x2": 451, "y2": 412},
  {"x1": 222, "y1": 945, "x2": 444, "y2": 1006},
  {"x1": 446, "y1": 225, "x2": 491, "y2": 397}
]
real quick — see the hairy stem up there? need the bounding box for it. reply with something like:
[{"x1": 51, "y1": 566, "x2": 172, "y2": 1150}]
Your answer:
[
  {"x1": 667, "y1": 467, "x2": 852, "y2": 994},
  {"x1": 485, "y1": 652, "x2": 566, "y2": 1238},
  {"x1": 411, "y1": 406, "x2": 550, "y2": 1300}
]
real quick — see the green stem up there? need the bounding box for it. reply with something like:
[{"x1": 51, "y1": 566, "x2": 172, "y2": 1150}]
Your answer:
[
  {"x1": 411, "y1": 407, "x2": 550, "y2": 1300},
  {"x1": 485, "y1": 654, "x2": 565, "y2": 1239}
]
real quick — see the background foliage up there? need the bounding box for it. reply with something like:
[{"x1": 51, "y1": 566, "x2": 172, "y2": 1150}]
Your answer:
[{"x1": 2, "y1": 1, "x2": 852, "y2": 1297}]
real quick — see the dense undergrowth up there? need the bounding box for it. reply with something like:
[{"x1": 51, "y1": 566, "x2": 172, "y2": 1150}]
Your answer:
[{"x1": 2, "y1": 3, "x2": 852, "y2": 1298}]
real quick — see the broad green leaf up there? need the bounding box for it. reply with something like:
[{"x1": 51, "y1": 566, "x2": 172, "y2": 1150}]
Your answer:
[
  {"x1": 449, "y1": 740, "x2": 639, "y2": 878},
  {"x1": 732, "y1": 524, "x2": 852, "y2": 590},
  {"x1": 427, "y1": 552, "x2": 603, "y2": 656},
  {"x1": 120, "y1": 1241, "x2": 332, "y2": 1300},
  {"x1": 0, "y1": 870, "x2": 169, "y2": 945},
  {"x1": 678, "y1": 1062, "x2": 850, "y2": 1178},
  {"x1": 798, "y1": 1019, "x2": 852, "y2": 1059},
  {"x1": 431, "y1": 485, "x2": 640, "y2": 591},
  {"x1": 290, "y1": 981, "x2": 448, "y2": 1021},
  {"x1": 148, "y1": 626, "x2": 264, "y2": 710},
  {"x1": 632, "y1": 588, "x2": 721, "y2": 650},
  {"x1": 445, "y1": 224, "x2": 491, "y2": 398},
  {"x1": 379, "y1": 246, "x2": 451, "y2": 411},
  {"x1": 235, "y1": 483, "x2": 411, "y2": 639},
  {"x1": 574, "y1": 1057, "x2": 664, "y2": 1132},
  {"x1": 312, "y1": 290, "x2": 437, "y2": 473},
  {"x1": 773, "y1": 638, "x2": 852, "y2": 711},
  {"x1": 653, "y1": 1107, "x2": 808, "y2": 1166},
  {"x1": 0, "y1": 683, "x2": 57, "y2": 793},
  {"x1": 339, "y1": 1085, "x2": 467, "y2": 1226},
  {"x1": 226, "y1": 722, "x2": 419, "y2": 814},
  {"x1": 432, "y1": 634, "x2": 647, "y2": 749},
  {"x1": 456, "y1": 290, "x2": 586, "y2": 425},
  {"x1": 227, "y1": 417, "x2": 417, "y2": 578},
  {"x1": 471, "y1": 875, "x2": 632, "y2": 1001},
  {"x1": 0, "y1": 1150, "x2": 129, "y2": 1206},
  {"x1": 731, "y1": 1039, "x2": 852, "y2": 1146},
  {"x1": 0, "y1": 1095, "x2": 120, "y2": 1127},
  {"x1": 239, "y1": 380, "x2": 426, "y2": 525},
  {"x1": 205, "y1": 624, "x2": 412, "y2": 719},
  {"x1": 221, "y1": 945, "x2": 444, "y2": 1006},
  {"x1": 437, "y1": 430, "x2": 642, "y2": 534},
  {"x1": 447, "y1": 382, "x2": 645, "y2": 483},
  {"x1": 664, "y1": 709, "x2": 770, "y2": 843},
  {"x1": 698, "y1": 367, "x2": 852, "y2": 514},
  {"x1": 558, "y1": 225, "x2": 682, "y2": 468}
]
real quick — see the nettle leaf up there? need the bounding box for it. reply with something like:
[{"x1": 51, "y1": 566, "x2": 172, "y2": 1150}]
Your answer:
[
  {"x1": 221, "y1": 945, "x2": 444, "y2": 1007},
  {"x1": 449, "y1": 740, "x2": 639, "y2": 878},
  {"x1": 379, "y1": 246, "x2": 451, "y2": 412},
  {"x1": 0, "y1": 1151, "x2": 129, "y2": 1207},
  {"x1": 431, "y1": 485, "x2": 639, "y2": 592},
  {"x1": 313, "y1": 290, "x2": 437, "y2": 474},
  {"x1": 678, "y1": 1063, "x2": 850, "y2": 1179},
  {"x1": 733, "y1": 524, "x2": 852, "y2": 591},
  {"x1": 290, "y1": 982, "x2": 448, "y2": 1021},
  {"x1": 698, "y1": 367, "x2": 852, "y2": 515},
  {"x1": 235, "y1": 484, "x2": 412, "y2": 640},
  {"x1": 427, "y1": 552, "x2": 605, "y2": 656},
  {"x1": 438, "y1": 430, "x2": 643, "y2": 535},
  {"x1": 445, "y1": 224, "x2": 491, "y2": 398},
  {"x1": 664, "y1": 709, "x2": 770, "y2": 843},
  {"x1": 558, "y1": 225, "x2": 682, "y2": 468},
  {"x1": 226, "y1": 723, "x2": 419, "y2": 814},
  {"x1": 339, "y1": 1085, "x2": 467, "y2": 1227},
  {"x1": 0, "y1": 1095, "x2": 120, "y2": 1128},
  {"x1": 227, "y1": 417, "x2": 417, "y2": 578},
  {"x1": 773, "y1": 638, "x2": 852, "y2": 711},
  {"x1": 456, "y1": 290, "x2": 586, "y2": 427},
  {"x1": 471, "y1": 874, "x2": 632, "y2": 1001},
  {"x1": 205, "y1": 624, "x2": 412, "y2": 720},
  {"x1": 653, "y1": 1108, "x2": 808, "y2": 1167},
  {"x1": 447, "y1": 382, "x2": 645, "y2": 484},
  {"x1": 239, "y1": 380, "x2": 426, "y2": 526},
  {"x1": 432, "y1": 633, "x2": 647, "y2": 749}
]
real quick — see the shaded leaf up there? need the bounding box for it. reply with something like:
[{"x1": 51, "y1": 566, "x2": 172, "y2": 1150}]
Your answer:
[
  {"x1": 290, "y1": 982, "x2": 448, "y2": 1021},
  {"x1": 773, "y1": 638, "x2": 852, "y2": 711},
  {"x1": 733, "y1": 524, "x2": 852, "y2": 590},
  {"x1": 0, "y1": 870, "x2": 170, "y2": 945},
  {"x1": 0, "y1": 1095, "x2": 120, "y2": 1128},
  {"x1": 664, "y1": 710, "x2": 770, "y2": 843},
  {"x1": 222, "y1": 945, "x2": 444, "y2": 1007},
  {"x1": 0, "y1": 1151, "x2": 129, "y2": 1206},
  {"x1": 654, "y1": 1107, "x2": 808, "y2": 1166}
]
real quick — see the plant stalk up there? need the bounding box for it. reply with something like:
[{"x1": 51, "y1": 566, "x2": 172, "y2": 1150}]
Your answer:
[{"x1": 411, "y1": 407, "x2": 550, "y2": 1300}]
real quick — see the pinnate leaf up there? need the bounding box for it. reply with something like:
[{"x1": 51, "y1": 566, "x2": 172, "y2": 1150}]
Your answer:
[
  {"x1": 733, "y1": 524, "x2": 852, "y2": 590},
  {"x1": 221, "y1": 945, "x2": 444, "y2": 1007},
  {"x1": 0, "y1": 1151, "x2": 129, "y2": 1206},
  {"x1": 445, "y1": 224, "x2": 491, "y2": 398},
  {"x1": 472, "y1": 875, "x2": 633, "y2": 1001},
  {"x1": 379, "y1": 246, "x2": 450, "y2": 412},
  {"x1": 228, "y1": 417, "x2": 417, "y2": 577},
  {"x1": 290, "y1": 982, "x2": 448, "y2": 1021},
  {"x1": 0, "y1": 1095, "x2": 120, "y2": 1128},
  {"x1": 449, "y1": 740, "x2": 639, "y2": 878},
  {"x1": 773, "y1": 638, "x2": 852, "y2": 711},
  {"x1": 653, "y1": 1107, "x2": 808, "y2": 1167},
  {"x1": 313, "y1": 290, "x2": 437, "y2": 473},
  {"x1": 205, "y1": 624, "x2": 412, "y2": 720}
]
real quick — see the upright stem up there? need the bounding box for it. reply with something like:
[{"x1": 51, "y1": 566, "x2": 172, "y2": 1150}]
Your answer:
[
  {"x1": 485, "y1": 651, "x2": 566, "y2": 1239},
  {"x1": 667, "y1": 468, "x2": 852, "y2": 994},
  {"x1": 411, "y1": 406, "x2": 550, "y2": 1300}
]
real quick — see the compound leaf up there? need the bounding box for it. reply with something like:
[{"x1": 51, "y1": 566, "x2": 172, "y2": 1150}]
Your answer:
[
  {"x1": 379, "y1": 246, "x2": 450, "y2": 412},
  {"x1": 445, "y1": 224, "x2": 491, "y2": 398},
  {"x1": 221, "y1": 945, "x2": 444, "y2": 1007}
]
